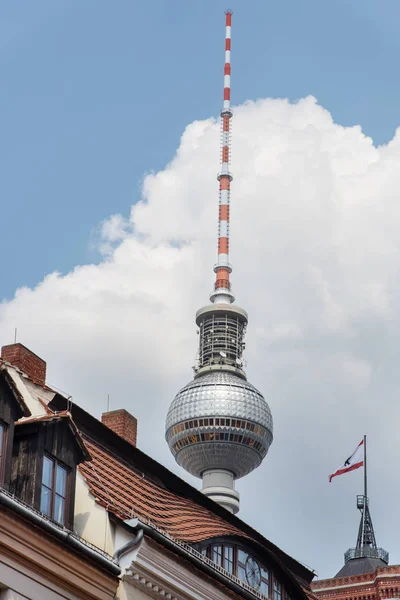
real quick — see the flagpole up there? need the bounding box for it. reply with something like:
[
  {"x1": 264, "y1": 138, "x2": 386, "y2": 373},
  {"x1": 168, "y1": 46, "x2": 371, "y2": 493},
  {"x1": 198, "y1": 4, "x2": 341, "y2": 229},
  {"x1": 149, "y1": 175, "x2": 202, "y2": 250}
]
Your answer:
[{"x1": 362, "y1": 434, "x2": 367, "y2": 547}]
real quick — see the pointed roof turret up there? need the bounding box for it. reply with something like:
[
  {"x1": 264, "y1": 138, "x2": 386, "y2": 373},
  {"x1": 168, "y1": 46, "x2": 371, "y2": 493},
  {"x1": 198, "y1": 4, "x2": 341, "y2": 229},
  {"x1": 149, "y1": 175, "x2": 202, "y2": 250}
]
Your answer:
[{"x1": 335, "y1": 495, "x2": 389, "y2": 577}]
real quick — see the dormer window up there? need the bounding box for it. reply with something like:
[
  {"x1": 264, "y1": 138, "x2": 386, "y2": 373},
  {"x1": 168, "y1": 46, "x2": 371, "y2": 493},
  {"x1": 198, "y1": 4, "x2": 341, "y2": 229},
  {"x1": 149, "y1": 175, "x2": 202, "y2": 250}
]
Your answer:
[
  {"x1": 200, "y1": 541, "x2": 280, "y2": 598},
  {"x1": 208, "y1": 543, "x2": 235, "y2": 574},
  {"x1": 40, "y1": 455, "x2": 69, "y2": 526},
  {"x1": 10, "y1": 413, "x2": 90, "y2": 531}
]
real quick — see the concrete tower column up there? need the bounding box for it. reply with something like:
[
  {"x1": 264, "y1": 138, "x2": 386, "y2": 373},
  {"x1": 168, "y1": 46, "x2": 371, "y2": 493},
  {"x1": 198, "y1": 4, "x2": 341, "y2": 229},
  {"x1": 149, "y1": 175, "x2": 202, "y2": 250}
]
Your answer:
[{"x1": 202, "y1": 469, "x2": 240, "y2": 514}]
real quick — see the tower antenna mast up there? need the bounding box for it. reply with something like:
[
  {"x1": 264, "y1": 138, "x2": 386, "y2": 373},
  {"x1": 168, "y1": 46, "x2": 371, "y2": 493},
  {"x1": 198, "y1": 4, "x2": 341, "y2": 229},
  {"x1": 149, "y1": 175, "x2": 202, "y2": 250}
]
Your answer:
[{"x1": 212, "y1": 9, "x2": 234, "y2": 304}]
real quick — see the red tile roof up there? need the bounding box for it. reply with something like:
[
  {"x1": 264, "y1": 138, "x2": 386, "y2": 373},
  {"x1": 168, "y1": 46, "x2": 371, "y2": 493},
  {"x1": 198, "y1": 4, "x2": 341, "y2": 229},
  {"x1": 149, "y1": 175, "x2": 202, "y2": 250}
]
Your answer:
[{"x1": 79, "y1": 435, "x2": 246, "y2": 542}]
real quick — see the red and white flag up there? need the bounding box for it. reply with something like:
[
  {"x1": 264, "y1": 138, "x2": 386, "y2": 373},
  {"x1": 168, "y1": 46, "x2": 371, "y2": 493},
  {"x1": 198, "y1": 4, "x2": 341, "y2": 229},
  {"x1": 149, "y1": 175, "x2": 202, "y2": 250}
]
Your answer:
[{"x1": 329, "y1": 439, "x2": 364, "y2": 482}]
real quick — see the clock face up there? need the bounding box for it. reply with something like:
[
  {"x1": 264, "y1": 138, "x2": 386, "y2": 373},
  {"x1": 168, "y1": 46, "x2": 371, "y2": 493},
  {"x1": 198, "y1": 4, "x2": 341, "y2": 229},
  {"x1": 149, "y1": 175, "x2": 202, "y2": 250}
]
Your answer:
[{"x1": 245, "y1": 556, "x2": 262, "y2": 589}]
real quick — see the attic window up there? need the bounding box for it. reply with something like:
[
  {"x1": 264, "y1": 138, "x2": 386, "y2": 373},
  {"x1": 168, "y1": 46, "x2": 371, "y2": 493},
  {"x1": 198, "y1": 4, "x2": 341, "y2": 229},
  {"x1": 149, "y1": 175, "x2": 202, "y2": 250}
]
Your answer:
[
  {"x1": 40, "y1": 455, "x2": 68, "y2": 525},
  {"x1": 201, "y1": 542, "x2": 278, "y2": 598}
]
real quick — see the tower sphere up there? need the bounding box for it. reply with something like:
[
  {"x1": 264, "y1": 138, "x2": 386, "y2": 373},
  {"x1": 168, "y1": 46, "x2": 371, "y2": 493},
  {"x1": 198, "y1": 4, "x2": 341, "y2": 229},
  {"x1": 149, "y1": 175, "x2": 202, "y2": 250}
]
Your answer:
[{"x1": 166, "y1": 371, "x2": 273, "y2": 479}]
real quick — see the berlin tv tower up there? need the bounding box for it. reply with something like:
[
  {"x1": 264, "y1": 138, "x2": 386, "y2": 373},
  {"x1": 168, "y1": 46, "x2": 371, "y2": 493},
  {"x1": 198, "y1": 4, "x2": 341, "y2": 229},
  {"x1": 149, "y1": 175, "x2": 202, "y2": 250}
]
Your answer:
[{"x1": 166, "y1": 11, "x2": 273, "y2": 514}]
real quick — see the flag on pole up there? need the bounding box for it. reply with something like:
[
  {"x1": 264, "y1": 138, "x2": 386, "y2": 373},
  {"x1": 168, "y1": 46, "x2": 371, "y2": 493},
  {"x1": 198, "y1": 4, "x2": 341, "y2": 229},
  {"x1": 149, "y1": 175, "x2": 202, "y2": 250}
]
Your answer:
[{"x1": 329, "y1": 439, "x2": 364, "y2": 482}]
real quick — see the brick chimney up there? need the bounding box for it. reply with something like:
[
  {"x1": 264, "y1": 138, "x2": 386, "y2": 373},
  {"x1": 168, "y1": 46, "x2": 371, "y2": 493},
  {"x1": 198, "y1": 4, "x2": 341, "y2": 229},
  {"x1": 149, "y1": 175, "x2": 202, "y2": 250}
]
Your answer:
[
  {"x1": 101, "y1": 409, "x2": 137, "y2": 447},
  {"x1": 1, "y1": 343, "x2": 46, "y2": 386}
]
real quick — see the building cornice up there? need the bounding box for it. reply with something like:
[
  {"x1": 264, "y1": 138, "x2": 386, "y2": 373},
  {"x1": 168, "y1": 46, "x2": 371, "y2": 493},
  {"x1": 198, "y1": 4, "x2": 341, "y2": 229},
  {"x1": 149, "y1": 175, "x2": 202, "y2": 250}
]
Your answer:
[
  {"x1": 312, "y1": 566, "x2": 400, "y2": 594},
  {"x1": 311, "y1": 565, "x2": 400, "y2": 592}
]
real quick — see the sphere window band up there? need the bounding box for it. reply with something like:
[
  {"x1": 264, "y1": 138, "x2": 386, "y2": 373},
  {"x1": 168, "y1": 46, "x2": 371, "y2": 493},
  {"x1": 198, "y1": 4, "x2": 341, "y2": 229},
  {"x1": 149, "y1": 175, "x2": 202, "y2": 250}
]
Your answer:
[
  {"x1": 200, "y1": 542, "x2": 286, "y2": 599},
  {"x1": 172, "y1": 433, "x2": 266, "y2": 455},
  {"x1": 168, "y1": 417, "x2": 268, "y2": 439}
]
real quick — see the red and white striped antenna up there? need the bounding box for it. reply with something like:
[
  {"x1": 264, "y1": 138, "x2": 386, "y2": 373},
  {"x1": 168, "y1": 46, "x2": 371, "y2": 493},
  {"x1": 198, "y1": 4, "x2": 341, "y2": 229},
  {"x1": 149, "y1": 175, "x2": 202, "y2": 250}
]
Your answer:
[{"x1": 210, "y1": 9, "x2": 235, "y2": 305}]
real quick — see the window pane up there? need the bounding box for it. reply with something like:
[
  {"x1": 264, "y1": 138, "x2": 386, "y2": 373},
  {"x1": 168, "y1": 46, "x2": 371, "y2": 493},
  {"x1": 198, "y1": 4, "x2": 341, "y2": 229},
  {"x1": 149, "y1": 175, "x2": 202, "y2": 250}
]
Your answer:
[
  {"x1": 42, "y1": 456, "x2": 53, "y2": 488},
  {"x1": 238, "y1": 565, "x2": 246, "y2": 582},
  {"x1": 260, "y1": 581, "x2": 268, "y2": 596},
  {"x1": 224, "y1": 546, "x2": 234, "y2": 573},
  {"x1": 40, "y1": 485, "x2": 51, "y2": 516},
  {"x1": 225, "y1": 546, "x2": 233, "y2": 562},
  {"x1": 274, "y1": 579, "x2": 282, "y2": 600},
  {"x1": 56, "y1": 464, "x2": 67, "y2": 497},
  {"x1": 238, "y1": 549, "x2": 248, "y2": 565},
  {"x1": 261, "y1": 568, "x2": 269, "y2": 597},
  {"x1": 54, "y1": 494, "x2": 65, "y2": 525},
  {"x1": 0, "y1": 423, "x2": 4, "y2": 458},
  {"x1": 212, "y1": 545, "x2": 223, "y2": 566}
]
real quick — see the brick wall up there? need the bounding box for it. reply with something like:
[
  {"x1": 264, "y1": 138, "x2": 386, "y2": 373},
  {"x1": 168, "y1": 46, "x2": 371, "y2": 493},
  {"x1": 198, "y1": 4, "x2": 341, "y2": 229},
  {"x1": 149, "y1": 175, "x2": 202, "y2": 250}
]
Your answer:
[
  {"x1": 1, "y1": 343, "x2": 46, "y2": 386},
  {"x1": 101, "y1": 409, "x2": 137, "y2": 447},
  {"x1": 311, "y1": 566, "x2": 400, "y2": 600}
]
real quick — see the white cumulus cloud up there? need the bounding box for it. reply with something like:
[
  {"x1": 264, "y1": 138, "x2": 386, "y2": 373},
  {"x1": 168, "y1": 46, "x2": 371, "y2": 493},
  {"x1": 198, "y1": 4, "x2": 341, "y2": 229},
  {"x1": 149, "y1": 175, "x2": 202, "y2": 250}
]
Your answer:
[{"x1": 1, "y1": 95, "x2": 400, "y2": 577}]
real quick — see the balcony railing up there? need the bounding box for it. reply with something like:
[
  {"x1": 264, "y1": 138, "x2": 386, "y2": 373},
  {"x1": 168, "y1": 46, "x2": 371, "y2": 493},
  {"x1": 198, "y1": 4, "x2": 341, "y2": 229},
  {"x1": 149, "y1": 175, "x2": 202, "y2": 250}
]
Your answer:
[{"x1": 344, "y1": 546, "x2": 389, "y2": 564}]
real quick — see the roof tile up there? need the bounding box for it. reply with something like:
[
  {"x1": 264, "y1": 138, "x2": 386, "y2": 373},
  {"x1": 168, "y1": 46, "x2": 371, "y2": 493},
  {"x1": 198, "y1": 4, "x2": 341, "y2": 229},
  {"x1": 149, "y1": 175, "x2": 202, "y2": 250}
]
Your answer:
[{"x1": 79, "y1": 435, "x2": 246, "y2": 543}]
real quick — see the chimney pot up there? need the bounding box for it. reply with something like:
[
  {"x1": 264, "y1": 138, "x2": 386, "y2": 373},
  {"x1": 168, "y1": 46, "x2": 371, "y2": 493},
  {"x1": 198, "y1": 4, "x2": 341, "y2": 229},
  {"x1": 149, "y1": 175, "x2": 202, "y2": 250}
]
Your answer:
[
  {"x1": 101, "y1": 409, "x2": 137, "y2": 447},
  {"x1": 1, "y1": 343, "x2": 47, "y2": 386}
]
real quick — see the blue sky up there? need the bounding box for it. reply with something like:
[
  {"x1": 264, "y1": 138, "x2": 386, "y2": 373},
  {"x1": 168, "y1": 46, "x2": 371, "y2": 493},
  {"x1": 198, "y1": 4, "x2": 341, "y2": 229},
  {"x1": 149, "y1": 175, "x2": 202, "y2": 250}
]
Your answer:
[{"x1": 2, "y1": 0, "x2": 400, "y2": 299}]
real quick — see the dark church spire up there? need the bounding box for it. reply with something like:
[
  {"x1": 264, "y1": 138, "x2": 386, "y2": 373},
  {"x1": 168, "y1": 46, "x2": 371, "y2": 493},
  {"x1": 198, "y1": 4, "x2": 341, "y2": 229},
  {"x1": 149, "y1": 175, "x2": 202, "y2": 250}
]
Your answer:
[
  {"x1": 344, "y1": 495, "x2": 388, "y2": 563},
  {"x1": 336, "y1": 437, "x2": 389, "y2": 578}
]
